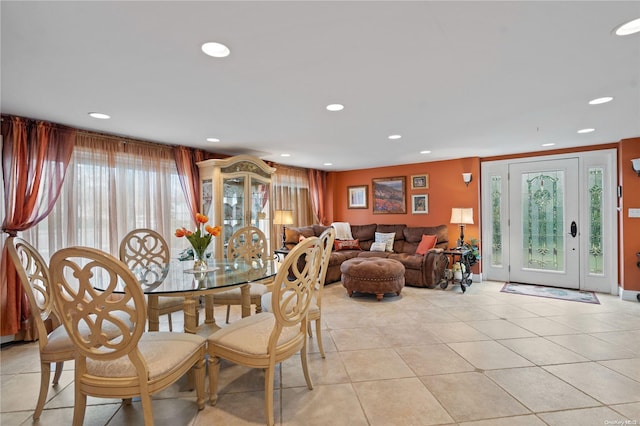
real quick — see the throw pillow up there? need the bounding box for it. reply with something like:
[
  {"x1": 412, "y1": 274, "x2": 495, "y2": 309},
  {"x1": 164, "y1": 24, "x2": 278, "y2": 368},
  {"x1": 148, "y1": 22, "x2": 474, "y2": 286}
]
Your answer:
[
  {"x1": 334, "y1": 239, "x2": 361, "y2": 251},
  {"x1": 375, "y1": 232, "x2": 395, "y2": 252},
  {"x1": 416, "y1": 234, "x2": 438, "y2": 255},
  {"x1": 370, "y1": 242, "x2": 387, "y2": 252}
]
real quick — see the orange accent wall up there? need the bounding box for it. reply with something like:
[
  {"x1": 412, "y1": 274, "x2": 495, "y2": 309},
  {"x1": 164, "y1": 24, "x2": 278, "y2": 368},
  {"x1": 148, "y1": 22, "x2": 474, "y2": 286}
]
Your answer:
[
  {"x1": 324, "y1": 141, "x2": 640, "y2": 292},
  {"x1": 619, "y1": 137, "x2": 640, "y2": 292},
  {"x1": 327, "y1": 157, "x2": 482, "y2": 270}
]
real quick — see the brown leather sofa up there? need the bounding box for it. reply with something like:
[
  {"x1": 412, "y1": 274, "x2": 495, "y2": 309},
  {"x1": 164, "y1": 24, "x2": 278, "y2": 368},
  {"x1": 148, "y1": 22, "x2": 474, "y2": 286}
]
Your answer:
[{"x1": 284, "y1": 223, "x2": 449, "y2": 288}]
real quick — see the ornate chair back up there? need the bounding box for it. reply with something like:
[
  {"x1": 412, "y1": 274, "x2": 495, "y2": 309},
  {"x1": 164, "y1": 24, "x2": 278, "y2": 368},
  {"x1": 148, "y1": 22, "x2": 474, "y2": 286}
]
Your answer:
[
  {"x1": 6, "y1": 237, "x2": 73, "y2": 420},
  {"x1": 226, "y1": 225, "x2": 269, "y2": 261},
  {"x1": 119, "y1": 228, "x2": 170, "y2": 285}
]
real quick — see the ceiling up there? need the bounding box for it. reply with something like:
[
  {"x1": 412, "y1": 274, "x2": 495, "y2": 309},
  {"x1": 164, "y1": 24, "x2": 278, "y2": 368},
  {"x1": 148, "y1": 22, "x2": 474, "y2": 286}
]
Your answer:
[{"x1": 2, "y1": 1, "x2": 639, "y2": 171}]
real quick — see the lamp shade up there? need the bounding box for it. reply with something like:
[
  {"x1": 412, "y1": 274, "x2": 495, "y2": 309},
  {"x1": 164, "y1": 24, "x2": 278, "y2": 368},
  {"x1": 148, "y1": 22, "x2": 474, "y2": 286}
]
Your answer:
[
  {"x1": 450, "y1": 208, "x2": 474, "y2": 225},
  {"x1": 273, "y1": 210, "x2": 294, "y2": 225}
]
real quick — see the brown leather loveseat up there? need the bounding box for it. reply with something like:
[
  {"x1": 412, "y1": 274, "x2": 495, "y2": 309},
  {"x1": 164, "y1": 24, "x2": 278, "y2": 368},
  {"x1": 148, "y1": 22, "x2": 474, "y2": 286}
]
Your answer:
[{"x1": 284, "y1": 223, "x2": 449, "y2": 288}]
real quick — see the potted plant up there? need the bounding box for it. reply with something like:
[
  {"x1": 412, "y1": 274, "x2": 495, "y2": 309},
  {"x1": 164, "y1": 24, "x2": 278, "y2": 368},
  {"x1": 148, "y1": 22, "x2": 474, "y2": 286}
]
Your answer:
[{"x1": 463, "y1": 238, "x2": 480, "y2": 267}]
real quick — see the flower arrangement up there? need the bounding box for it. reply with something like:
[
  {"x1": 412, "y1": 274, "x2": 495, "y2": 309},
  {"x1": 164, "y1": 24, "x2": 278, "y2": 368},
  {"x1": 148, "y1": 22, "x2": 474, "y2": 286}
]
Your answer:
[{"x1": 175, "y1": 213, "x2": 221, "y2": 268}]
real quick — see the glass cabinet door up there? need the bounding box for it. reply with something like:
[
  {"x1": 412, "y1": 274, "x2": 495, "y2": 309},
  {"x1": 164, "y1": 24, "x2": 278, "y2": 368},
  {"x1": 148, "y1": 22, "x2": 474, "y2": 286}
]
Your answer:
[
  {"x1": 250, "y1": 176, "x2": 271, "y2": 242},
  {"x1": 222, "y1": 176, "x2": 245, "y2": 247}
]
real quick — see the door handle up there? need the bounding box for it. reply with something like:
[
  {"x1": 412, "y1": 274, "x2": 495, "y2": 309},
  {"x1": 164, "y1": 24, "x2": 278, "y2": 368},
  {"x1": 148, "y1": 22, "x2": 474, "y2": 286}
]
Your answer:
[{"x1": 570, "y1": 221, "x2": 577, "y2": 238}]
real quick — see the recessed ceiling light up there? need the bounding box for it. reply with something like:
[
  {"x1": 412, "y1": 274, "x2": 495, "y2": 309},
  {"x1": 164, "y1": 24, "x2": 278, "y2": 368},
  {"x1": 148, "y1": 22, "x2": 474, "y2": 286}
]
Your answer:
[
  {"x1": 201, "y1": 42, "x2": 230, "y2": 58},
  {"x1": 388, "y1": 134, "x2": 402, "y2": 140},
  {"x1": 323, "y1": 162, "x2": 333, "y2": 166},
  {"x1": 614, "y1": 18, "x2": 640, "y2": 36},
  {"x1": 577, "y1": 128, "x2": 595, "y2": 134},
  {"x1": 326, "y1": 104, "x2": 344, "y2": 111},
  {"x1": 206, "y1": 137, "x2": 220, "y2": 142},
  {"x1": 88, "y1": 112, "x2": 110, "y2": 119},
  {"x1": 589, "y1": 97, "x2": 613, "y2": 105},
  {"x1": 542, "y1": 143, "x2": 556, "y2": 147},
  {"x1": 280, "y1": 153, "x2": 291, "y2": 157},
  {"x1": 420, "y1": 150, "x2": 431, "y2": 154}
]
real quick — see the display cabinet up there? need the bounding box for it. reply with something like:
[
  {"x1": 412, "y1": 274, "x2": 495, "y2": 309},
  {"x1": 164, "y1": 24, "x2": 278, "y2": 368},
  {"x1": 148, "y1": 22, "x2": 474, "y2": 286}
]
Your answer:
[{"x1": 197, "y1": 155, "x2": 276, "y2": 259}]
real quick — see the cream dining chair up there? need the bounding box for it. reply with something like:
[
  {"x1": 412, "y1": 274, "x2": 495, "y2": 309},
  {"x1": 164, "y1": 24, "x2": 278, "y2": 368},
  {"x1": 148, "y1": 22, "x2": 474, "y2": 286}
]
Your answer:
[
  {"x1": 212, "y1": 226, "x2": 270, "y2": 323},
  {"x1": 119, "y1": 228, "x2": 184, "y2": 331},
  {"x1": 49, "y1": 246, "x2": 206, "y2": 426},
  {"x1": 261, "y1": 227, "x2": 335, "y2": 357},
  {"x1": 6, "y1": 237, "x2": 74, "y2": 420},
  {"x1": 207, "y1": 236, "x2": 322, "y2": 426},
  {"x1": 306, "y1": 227, "x2": 335, "y2": 357}
]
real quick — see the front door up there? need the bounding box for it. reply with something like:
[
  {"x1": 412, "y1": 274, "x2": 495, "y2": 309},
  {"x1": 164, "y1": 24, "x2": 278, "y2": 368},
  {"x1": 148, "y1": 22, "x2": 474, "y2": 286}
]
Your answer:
[
  {"x1": 509, "y1": 158, "x2": 580, "y2": 288},
  {"x1": 481, "y1": 150, "x2": 617, "y2": 294}
]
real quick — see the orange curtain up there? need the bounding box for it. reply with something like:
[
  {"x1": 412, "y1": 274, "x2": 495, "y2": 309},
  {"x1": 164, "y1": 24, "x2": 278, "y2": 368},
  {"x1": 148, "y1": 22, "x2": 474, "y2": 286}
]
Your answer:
[
  {"x1": 1, "y1": 116, "x2": 75, "y2": 336},
  {"x1": 173, "y1": 146, "x2": 207, "y2": 225},
  {"x1": 308, "y1": 168, "x2": 327, "y2": 225}
]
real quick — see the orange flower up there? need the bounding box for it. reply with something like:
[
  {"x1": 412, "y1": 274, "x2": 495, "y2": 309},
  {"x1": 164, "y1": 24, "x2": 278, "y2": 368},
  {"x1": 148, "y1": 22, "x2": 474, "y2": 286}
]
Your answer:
[
  {"x1": 175, "y1": 227, "x2": 187, "y2": 237},
  {"x1": 185, "y1": 229, "x2": 193, "y2": 236},
  {"x1": 206, "y1": 225, "x2": 221, "y2": 237},
  {"x1": 195, "y1": 213, "x2": 208, "y2": 224}
]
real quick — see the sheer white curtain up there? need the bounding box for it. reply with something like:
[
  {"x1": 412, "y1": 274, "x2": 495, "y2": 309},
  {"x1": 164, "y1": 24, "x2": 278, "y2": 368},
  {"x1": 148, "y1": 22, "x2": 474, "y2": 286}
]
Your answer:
[
  {"x1": 271, "y1": 164, "x2": 315, "y2": 251},
  {"x1": 25, "y1": 133, "x2": 192, "y2": 260}
]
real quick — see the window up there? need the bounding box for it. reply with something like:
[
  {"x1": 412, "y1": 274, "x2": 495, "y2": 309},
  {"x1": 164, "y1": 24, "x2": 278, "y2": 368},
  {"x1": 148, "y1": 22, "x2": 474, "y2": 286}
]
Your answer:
[{"x1": 26, "y1": 136, "x2": 192, "y2": 260}]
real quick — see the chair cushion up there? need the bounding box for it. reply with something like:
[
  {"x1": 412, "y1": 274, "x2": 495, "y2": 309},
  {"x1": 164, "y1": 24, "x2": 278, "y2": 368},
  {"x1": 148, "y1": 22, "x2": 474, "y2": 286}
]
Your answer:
[
  {"x1": 208, "y1": 312, "x2": 299, "y2": 355},
  {"x1": 42, "y1": 325, "x2": 75, "y2": 355},
  {"x1": 86, "y1": 332, "x2": 205, "y2": 379},
  {"x1": 44, "y1": 311, "x2": 134, "y2": 355}
]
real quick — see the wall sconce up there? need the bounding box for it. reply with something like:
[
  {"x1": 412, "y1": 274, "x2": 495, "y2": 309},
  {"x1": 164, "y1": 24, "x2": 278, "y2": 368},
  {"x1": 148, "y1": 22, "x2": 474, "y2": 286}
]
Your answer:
[
  {"x1": 632, "y1": 158, "x2": 640, "y2": 176},
  {"x1": 462, "y1": 173, "x2": 472, "y2": 186}
]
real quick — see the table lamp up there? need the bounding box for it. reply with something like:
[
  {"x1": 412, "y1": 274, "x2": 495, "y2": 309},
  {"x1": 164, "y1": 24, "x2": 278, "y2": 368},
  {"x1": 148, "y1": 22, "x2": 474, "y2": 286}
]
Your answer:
[
  {"x1": 450, "y1": 207, "x2": 474, "y2": 248},
  {"x1": 273, "y1": 210, "x2": 294, "y2": 250}
]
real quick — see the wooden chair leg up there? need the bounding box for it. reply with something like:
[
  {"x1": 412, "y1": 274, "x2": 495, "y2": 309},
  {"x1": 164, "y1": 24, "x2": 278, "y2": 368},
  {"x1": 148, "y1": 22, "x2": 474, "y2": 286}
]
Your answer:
[
  {"x1": 301, "y1": 340, "x2": 313, "y2": 390},
  {"x1": 139, "y1": 392, "x2": 155, "y2": 426},
  {"x1": 194, "y1": 358, "x2": 206, "y2": 410},
  {"x1": 315, "y1": 318, "x2": 325, "y2": 358},
  {"x1": 208, "y1": 355, "x2": 220, "y2": 405},
  {"x1": 72, "y1": 382, "x2": 87, "y2": 426},
  {"x1": 34, "y1": 361, "x2": 51, "y2": 420},
  {"x1": 52, "y1": 361, "x2": 64, "y2": 385},
  {"x1": 265, "y1": 364, "x2": 276, "y2": 426},
  {"x1": 225, "y1": 305, "x2": 231, "y2": 324}
]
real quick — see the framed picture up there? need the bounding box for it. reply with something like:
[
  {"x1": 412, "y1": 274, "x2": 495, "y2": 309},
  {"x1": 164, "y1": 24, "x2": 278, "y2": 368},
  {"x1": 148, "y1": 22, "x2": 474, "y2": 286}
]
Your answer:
[
  {"x1": 411, "y1": 174, "x2": 429, "y2": 189},
  {"x1": 372, "y1": 176, "x2": 406, "y2": 214},
  {"x1": 411, "y1": 194, "x2": 429, "y2": 214},
  {"x1": 347, "y1": 185, "x2": 368, "y2": 209}
]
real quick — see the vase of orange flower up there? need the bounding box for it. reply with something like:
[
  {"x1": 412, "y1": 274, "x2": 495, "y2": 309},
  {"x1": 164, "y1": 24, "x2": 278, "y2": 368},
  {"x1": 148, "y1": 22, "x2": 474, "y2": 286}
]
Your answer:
[{"x1": 175, "y1": 213, "x2": 221, "y2": 273}]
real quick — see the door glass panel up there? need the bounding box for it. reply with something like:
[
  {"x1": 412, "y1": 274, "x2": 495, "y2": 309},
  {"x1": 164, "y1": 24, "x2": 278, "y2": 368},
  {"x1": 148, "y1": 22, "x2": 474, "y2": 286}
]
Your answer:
[
  {"x1": 588, "y1": 167, "x2": 604, "y2": 275},
  {"x1": 521, "y1": 171, "x2": 565, "y2": 272},
  {"x1": 491, "y1": 175, "x2": 503, "y2": 266}
]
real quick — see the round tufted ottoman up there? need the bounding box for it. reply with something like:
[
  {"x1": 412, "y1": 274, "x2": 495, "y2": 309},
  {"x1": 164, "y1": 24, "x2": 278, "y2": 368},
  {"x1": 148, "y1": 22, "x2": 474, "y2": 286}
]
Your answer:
[{"x1": 340, "y1": 258, "x2": 405, "y2": 301}]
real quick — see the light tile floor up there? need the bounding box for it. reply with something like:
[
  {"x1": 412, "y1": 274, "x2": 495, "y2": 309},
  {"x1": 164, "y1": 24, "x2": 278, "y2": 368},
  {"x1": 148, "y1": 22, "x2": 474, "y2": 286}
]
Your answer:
[{"x1": 1, "y1": 281, "x2": 639, "y2": 425}]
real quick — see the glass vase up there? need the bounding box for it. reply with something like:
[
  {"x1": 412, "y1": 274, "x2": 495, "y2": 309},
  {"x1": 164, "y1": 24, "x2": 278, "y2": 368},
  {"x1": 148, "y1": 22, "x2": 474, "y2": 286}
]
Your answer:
[{"x1": 193, "y1": 250, "x2": 208, "y2": 272}]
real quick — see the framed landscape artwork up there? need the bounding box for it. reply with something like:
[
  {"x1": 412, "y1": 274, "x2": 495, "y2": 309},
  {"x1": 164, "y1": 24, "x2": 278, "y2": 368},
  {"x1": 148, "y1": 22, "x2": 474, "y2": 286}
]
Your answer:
[
  {"x1": 372, "y1": 176, "x2": 406, "y2": 214},
  {"x1": 411, "y1": 194, "x2": 429, "y2": 214},
  {"x1": 411, "y1": 174, "x2": 429, "y2": 189},
  {"x1": 347, "y1": 185, "x2": 368, "y2": 209}
]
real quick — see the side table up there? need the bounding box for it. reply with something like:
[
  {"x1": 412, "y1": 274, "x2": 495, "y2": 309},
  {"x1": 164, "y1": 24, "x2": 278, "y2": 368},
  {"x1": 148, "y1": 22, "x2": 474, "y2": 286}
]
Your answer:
[
  {"x1": 441, "y1": 248, "x2": 473, "y2": 293},
  {"x1": 274, "y1": 248, "x2": 290, "y2": 261}
]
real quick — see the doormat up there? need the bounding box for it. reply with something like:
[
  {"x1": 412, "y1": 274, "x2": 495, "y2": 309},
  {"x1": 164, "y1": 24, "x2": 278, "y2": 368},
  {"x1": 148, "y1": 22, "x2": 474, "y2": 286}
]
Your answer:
[{"x1": 500, "y1": 283, "x2": 600, "y2": 304}]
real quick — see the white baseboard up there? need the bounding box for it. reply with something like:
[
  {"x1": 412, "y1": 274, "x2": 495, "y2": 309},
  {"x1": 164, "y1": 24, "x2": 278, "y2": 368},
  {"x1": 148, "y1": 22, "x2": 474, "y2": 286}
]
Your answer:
[{"x1": 619, "y1": 286, "x2": 640, "y2": 303}]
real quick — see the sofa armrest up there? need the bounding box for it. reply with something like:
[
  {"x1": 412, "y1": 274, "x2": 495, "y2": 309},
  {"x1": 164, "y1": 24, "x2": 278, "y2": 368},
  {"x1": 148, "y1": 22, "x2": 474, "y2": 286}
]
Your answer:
[{"x1": 422, "y1": 250, "x2": 448, "y2": 288}]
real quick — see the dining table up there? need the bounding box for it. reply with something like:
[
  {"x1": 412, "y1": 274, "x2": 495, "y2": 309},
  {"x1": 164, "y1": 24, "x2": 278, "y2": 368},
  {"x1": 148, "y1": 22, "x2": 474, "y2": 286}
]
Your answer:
[{"x1": 98, "y1": 258, "x2": 279, "y2": 335}]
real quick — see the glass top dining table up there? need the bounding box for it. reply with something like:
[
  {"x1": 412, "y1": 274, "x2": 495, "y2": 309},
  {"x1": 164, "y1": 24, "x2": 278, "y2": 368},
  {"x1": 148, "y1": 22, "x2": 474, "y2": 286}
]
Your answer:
[{"x1": 114, "y1": 258, "x2": 278, "y2": 334}]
